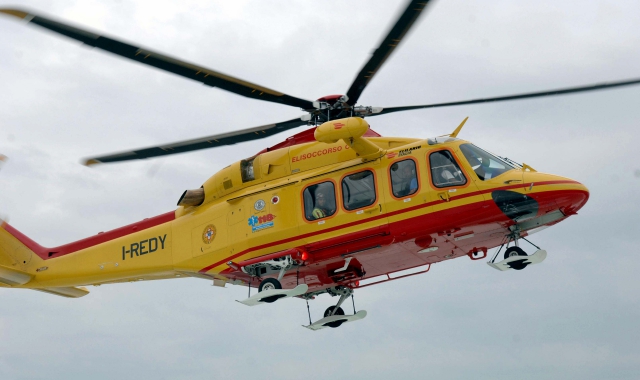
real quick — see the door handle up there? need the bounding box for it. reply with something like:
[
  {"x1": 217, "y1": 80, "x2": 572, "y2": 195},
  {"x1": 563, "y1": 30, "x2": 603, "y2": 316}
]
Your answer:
[
  {"x1": 438, "y1": 192, "x2": 450, "y2": 202},
  {"x1": 364, "y1": 204, "x2": 381, "y2": 214}
]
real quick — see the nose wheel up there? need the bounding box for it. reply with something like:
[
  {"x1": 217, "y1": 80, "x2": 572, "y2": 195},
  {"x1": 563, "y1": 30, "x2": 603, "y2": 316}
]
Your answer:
[
  {"x1": 503, "y1": 246, "x2": 529, "y2": 270},
  {"x1": 488, "y1": 230, "x2": 547, "y2": 271}
]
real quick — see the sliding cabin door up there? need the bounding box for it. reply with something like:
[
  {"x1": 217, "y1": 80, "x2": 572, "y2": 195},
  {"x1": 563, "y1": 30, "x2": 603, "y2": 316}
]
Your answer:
[{"x1": 298, "y1": 164, "x2": 391, "y2": 262}]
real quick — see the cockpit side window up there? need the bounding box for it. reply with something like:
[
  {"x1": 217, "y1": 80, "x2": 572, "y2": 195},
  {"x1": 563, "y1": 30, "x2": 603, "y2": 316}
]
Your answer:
[
  {"x1": 459, "y1": 144, "x2": 515, "y2": 181},
  {"x1": 303, "y1": 181, "x2": 337, "y2": 221},
  {"x1": 429, "y1": 150, "x2": 467, "y2": 188}
]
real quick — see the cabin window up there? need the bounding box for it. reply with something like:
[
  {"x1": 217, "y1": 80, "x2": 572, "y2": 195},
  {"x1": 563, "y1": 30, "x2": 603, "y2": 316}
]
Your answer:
[
  {"x1": 342, "y1": 170, "x2": 376, "y2": 210},
  {"x1": 459, "y1": 143, "x2": 515, "y2": 180},
  {"x1": 241, "y1": 157, "x2": 256, "y2": 182},
  {"x1": 303, "y1": 182, "x2": 337, "y2": 221},
  {"x1": 429, "y1": 150, "x2": 467, "y2": 188},
  {"x1": 390, "y1": 160, "x2": 418, "y2": 198}
]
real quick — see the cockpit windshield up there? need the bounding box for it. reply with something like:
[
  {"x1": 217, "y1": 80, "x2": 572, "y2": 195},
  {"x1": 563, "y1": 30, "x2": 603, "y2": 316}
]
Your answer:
[{"x1": 459, "y1": 144, "x2": 516, "y2": 181}]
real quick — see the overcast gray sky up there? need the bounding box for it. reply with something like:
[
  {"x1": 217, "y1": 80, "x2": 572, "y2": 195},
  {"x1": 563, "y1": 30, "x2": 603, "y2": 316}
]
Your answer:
[{"x1": 1, "y1": 1, "x2": 640, "y2": 379}]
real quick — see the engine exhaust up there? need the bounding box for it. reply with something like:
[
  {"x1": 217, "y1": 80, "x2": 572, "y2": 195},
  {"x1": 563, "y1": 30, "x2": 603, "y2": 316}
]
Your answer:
[{"x1": 177, "y1": 188, "x2": 205, "y2": 207}]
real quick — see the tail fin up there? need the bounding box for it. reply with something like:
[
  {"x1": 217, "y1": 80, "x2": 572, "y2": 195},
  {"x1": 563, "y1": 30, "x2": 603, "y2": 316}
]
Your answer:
[
  {"x1": 0, "y1": 221, "x2": 34, "y2": 286},
  {"x1": 0, "y1": 217, "x2": 35, "y2": 282},
  {"x1": 0, "y1": 219, "x2": 88, "y2": 297}
]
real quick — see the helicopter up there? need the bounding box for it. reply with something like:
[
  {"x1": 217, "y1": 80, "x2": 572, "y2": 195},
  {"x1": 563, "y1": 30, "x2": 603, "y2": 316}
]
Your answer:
[{"x1": 0, "y1": 1, "x2": 636, "y2": 330}]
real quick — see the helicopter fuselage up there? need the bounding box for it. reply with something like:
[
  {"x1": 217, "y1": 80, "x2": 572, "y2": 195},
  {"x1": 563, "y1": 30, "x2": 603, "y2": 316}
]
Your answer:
[{"x1": 0, "y1": 119, "x2": 589, "y2": 294}]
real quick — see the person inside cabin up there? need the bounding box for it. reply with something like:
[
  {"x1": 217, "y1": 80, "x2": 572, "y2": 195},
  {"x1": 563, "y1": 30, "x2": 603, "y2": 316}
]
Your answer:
[
  {"x1": 400, "y1": 164, "x2": 418, "y2": 196},
  {"x1": 304, "y1": 182, "x2": 337, "y2": 220},
  {"x1": 431, "y1": 152, "x2": 455, "y2": 186},
  {"x1": 391, "y1": 161, "x2": 418, "y2": 197},
  {"x1": 312, "y1": 191, "x2": 332, "y2": 219},
  {"x1": 429, "y1": 150, "x2": 466, "y2": 187}
]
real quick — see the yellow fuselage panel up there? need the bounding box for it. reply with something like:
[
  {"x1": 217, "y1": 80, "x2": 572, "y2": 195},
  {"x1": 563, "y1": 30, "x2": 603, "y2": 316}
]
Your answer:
[
  {"x1": 28, "y1": 223, "x2": 173, "y2": 287},
  {"x1": 200, "y1": 137, "x2": 419, "y2": 205}
]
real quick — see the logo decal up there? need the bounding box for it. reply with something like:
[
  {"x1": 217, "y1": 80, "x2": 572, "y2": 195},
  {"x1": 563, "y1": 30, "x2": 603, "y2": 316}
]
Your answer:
[
  {"x1": 254, "y1": 199, "x2": 266, "y2": 211},
  {"x1": 333, "y1": 122, "x2": 345, "y2": 129},
  {"x1": 248, "y1": 213, "x2": 275, "y2": 232},
  {"x1": 271, "y1": 195, "x2": 280, "y2": 205},
  {"x1": 202, "y1": 225, "x2": 217, "y2": 244},
  {"x1": 398, "y1": 145, "x2": 421, "y2": 157},
  {"x1": 386, "y1": 152, "x2": 397, "y2": 159}
]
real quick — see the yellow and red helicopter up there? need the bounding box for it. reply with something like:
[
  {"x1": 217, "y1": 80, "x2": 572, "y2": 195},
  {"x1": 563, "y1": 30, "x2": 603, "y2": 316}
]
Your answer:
[{"x1": 0, "y1": 1, "x2": 637, "y2": 330}]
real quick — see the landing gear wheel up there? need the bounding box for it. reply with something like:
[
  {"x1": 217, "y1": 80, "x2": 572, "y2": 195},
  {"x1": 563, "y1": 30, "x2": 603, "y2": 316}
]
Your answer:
[
  {"x1": 324, "y1": 306, "x2": 345, "y2": 318},
  {"x1": 504, "y1": 246, "x2": 528, "y2": 270},
  {"x1": 323, "y1": 306, "x2": 346, "y2": 328},
  {"x1": 258, "y1": 278, "x2": 282, "y2": 292}
]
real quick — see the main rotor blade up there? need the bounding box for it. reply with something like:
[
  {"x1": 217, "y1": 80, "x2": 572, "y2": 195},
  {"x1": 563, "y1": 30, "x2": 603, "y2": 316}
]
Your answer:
[
  {"x1": 0, "y1": 8, "x2": 315, "y2": 110},
  {"x1": 372, "y1": 78, "x2": 640, "y2": 116},
  {"x1": 83, "y1": 117, "x2": 308, "y2": 165},
  {"x1": 345, "y1": 0, "x2": 432, "y2": 105}
]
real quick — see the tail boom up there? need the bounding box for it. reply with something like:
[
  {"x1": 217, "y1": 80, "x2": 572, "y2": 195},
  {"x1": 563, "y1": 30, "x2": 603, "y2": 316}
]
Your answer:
[{"x1": 0, "y1": 211, "x2": 176, "y2": 294}]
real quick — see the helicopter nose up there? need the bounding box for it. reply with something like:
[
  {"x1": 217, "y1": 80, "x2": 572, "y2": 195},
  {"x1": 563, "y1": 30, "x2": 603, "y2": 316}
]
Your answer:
[
  {"x1": 523, "y1": 173, "x2": 589, "y2": 216},
  {"x1": 556, "y1": 179, "x2": 589, "y2": 216}
]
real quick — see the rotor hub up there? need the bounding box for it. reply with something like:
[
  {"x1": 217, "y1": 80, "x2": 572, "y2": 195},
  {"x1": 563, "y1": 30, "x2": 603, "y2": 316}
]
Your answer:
[{"x1": 307, "y1": 95, "x2": 382, "y2": 125}]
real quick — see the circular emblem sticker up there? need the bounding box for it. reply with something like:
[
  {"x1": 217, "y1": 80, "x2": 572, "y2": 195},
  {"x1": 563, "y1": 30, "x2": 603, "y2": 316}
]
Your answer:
[
  {"x1": 202, "y1": 224, "x2": 217, "y2": 244},
  {"x1": 271, "y1": 195, "x2": 280, "y2": 205},
  {"x1": 254, "y1": 199, "x2": 266, "y2": 211}
]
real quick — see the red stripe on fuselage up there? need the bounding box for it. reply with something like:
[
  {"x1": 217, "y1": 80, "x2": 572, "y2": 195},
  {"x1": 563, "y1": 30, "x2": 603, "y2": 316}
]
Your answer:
[
  {"x1": 199, "y1": 180, "x2": 583, "y2": 273},
  {"x1": 3, "y1": 211, "x2": 176, "y2": 260}
]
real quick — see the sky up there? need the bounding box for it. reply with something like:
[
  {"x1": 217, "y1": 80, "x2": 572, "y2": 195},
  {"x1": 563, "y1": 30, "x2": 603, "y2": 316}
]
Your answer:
[{"x1": 1, "y1": 0, "x2": 640, "y2": 379}]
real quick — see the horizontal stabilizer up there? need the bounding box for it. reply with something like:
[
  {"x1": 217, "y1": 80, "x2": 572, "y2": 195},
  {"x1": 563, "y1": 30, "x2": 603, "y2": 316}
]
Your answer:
[
  {"x1": 35, "y1": 286, "x2": 90, "y2": 298},
  {"x1": 0, "y1": 264, "x2": 32, "y2": 286}
]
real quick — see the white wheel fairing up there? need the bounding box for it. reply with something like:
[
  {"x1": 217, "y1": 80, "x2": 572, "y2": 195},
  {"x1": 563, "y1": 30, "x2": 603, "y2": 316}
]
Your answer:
[
  {"x1": 304, "y1": 310, "x2": 367, "y2": 331},
  {"x1": 237, "y1": 284, "x2": 308, "y2": 306},
  {"x1": 488, "y1": 249, "x2": 547, "y2": 271}
]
